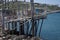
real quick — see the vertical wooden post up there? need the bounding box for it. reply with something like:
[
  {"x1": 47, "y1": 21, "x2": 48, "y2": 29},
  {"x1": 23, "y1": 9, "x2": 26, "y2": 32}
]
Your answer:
[
  {"x1": 30, "y1": 0, "x2": 35, "y2": 36},
  {"x1": 39, "y1": 19, "x2": 44, "y2": 37},
  {"x1": 2, "y1": 0, "x2": 6, "y2": 34},
  {"x1": 20, "y1": 21, "x2": 24, "y2": 35}
]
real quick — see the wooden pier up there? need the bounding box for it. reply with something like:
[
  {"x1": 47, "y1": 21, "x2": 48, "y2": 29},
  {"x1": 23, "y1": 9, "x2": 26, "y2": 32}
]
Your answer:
[
  {"x1": 0, "y1": 0, "x2": 60, "y2": 40},
  {"x1": 47, "y1": 10, "x2": 60, "y2": 15}
]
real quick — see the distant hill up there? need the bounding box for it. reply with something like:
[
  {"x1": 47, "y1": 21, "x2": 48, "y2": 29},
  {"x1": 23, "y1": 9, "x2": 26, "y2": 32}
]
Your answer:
[{"x1": 0, "y1": 1, "x2": 60, "y2": 11}]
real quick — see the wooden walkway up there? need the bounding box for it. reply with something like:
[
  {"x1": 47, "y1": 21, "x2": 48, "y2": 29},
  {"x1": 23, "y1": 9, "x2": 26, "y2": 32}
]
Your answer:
[
  {"x1": 6, "y1": 10, "x2": 60, "y2": 22},
  {"x1": 7, "y1": 14, "x2": 46, "y2": 22},
  {"x1": 47, "y1": 10, "x2": 60, "y2": 15}
]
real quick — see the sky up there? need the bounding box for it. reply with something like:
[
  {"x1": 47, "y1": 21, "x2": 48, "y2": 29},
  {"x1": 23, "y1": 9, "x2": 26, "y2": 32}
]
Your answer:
[
  {"x1": 9, "y1": 0, "x2": 60, "y2": 7},
  {"x1": 27, "y1": 0, "x2": 60, "y2": 7}
]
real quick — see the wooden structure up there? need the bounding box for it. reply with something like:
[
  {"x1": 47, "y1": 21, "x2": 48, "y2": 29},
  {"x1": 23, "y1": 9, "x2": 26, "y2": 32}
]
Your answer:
[{"x1": 0, "y1": 0, "x2": 47, "y2": 40}]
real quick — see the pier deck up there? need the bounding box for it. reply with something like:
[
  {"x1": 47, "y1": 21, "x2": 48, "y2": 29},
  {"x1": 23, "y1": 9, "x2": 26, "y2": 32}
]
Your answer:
[
  {"x1": 7, "y1": 14, "x2": 46, "y2": 22},
  {"x1": 47, "y1": 10, "x2": 60, "y2": 15}
]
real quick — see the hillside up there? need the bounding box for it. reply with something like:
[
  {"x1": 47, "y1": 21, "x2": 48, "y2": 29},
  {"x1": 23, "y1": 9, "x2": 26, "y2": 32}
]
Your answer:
[{"x1": 0, "y1": 1, "x2": 60, "y2": 11}]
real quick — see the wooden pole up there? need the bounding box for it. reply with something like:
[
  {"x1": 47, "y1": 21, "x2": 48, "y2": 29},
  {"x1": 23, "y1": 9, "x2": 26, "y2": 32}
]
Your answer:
[
  {"x1": 39, "y1": 19, "x2": 44, "y2": 37},
  {"x1": 2, "y1": 0, "x2": 6, "y2": 34},
  {"x1": 30, "y1": 0, "x2": 35, "y2": 36}
]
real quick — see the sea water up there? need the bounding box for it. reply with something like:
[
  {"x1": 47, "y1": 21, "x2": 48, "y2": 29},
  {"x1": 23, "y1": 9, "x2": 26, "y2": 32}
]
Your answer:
[{"x1": 40, "y1": 12, "x2": 60, "y2": 40}]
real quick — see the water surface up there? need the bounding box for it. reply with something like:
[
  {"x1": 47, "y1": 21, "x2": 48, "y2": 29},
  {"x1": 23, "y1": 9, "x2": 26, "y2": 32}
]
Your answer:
[{"x1": 40, "y1": 12, "x2": 60, "y2": 40}]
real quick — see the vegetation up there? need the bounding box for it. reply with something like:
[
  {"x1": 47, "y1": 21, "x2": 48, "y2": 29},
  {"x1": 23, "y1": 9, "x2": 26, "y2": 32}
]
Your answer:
[{"x1": 0, "y1": 1, "x2": 60, "y2": 11}]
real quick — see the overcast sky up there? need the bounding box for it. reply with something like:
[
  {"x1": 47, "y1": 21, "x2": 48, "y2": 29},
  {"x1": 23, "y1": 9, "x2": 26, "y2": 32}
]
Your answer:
[{"x1": 9, "y1": 0, "x2": 60, "y2": 7}]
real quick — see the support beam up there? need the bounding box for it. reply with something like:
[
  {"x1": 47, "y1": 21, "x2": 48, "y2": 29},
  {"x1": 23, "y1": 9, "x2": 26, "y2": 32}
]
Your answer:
[
  {"x1": 30, "y1": 0, "x2": 35, "y2": 36},
  {"x1": 2, "y1": 0, "x2": 6, "y2": 34}
]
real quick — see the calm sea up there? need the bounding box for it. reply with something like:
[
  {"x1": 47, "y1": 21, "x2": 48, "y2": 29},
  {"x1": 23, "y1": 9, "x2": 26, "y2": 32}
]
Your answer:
[{"x1": 40, "y1": 12, "x2": 60, "y2": 40}]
